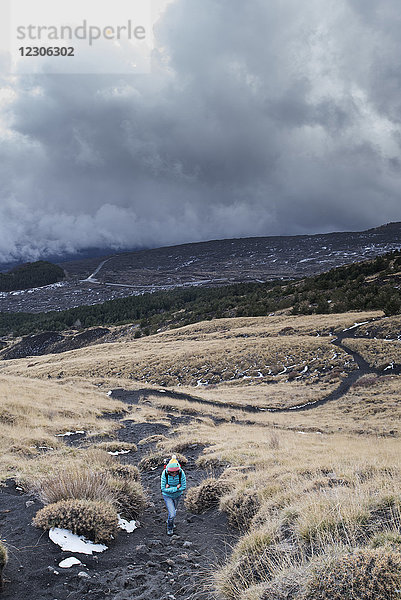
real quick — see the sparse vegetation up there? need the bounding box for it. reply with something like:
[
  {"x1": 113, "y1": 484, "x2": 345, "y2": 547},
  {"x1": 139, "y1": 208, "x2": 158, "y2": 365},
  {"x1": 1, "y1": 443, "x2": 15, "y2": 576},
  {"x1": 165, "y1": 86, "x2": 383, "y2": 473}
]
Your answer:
[{"x1": 33, "y1": 499, "x2": 119, "y2": 543}]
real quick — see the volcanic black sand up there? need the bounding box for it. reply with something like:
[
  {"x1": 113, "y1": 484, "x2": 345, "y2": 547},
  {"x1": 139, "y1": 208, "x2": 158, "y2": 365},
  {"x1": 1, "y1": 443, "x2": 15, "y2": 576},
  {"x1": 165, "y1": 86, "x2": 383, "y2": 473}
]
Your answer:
[{"x1": 0, "y1": 418, "x2": 236, "y2": 600}]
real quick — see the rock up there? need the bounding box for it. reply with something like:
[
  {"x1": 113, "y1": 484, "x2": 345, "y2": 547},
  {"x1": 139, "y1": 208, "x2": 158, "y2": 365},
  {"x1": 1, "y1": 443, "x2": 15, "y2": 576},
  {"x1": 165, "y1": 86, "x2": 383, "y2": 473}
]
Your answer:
[
  {"x1": 178, "y1": 553, "x2": 189, "y2": 560},
  {"x1": 135, "y1": 544, "x2": 147, "y2": 552},
  {"x1": 25, "y1": 500, "x2": 35, "y2": 507},
  {"x1": 77, "y1": 571, "x2": 91, "y2": 579},
  {"x1": 165, "y1": 559, "x2": 174, "y2": 567},
  {"x1": 183, "y1": 541, "x2": 193, "y2": 548}
]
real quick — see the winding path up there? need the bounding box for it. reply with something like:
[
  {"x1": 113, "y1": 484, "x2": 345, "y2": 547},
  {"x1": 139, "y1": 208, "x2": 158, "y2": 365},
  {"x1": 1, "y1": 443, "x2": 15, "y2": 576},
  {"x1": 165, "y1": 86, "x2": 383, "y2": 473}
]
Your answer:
[{"x1": 112, "y1": 318, "x2": 397, "y2": 415}]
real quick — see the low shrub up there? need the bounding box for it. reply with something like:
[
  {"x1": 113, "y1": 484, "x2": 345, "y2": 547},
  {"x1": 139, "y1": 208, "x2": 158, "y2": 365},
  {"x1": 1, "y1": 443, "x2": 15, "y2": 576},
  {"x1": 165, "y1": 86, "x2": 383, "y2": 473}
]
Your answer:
[
  {"x1": 109, "y1": 479, "x2": 147, "y2": 520},
  {"x1": 305, "y1": 547, "x2": 401, "y2": 600},
  {"x1": 220, "y1": 489, "x2": 261, "y2": 530},
  {"x1": 109, "y1": 464, "x2": 140, "y2": 481},
  {"x1": 95, "y1": 441, "x2": 137, "y2": 454},
  {"x1": 33, "y1": 499, "x2": 118, "y2": 543},
  {"x1": 185, "y1": 478, "x2": 231, "y2": 514},
  {"x1": 139, "y1": 451, "x2": 187, "y2": 472}
]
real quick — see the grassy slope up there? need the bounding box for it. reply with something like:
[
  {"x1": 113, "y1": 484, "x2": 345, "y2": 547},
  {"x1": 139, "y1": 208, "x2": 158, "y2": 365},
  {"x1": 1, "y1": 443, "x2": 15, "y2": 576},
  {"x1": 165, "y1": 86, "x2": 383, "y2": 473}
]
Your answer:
[{"x1": 1, "y1": 309, "x2": 400, "y2": 599}]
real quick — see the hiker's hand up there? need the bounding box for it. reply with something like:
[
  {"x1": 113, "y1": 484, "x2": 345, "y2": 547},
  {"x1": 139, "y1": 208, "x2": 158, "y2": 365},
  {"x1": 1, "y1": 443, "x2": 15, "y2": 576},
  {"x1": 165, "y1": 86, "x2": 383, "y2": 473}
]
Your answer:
[
  {"x1": 177, "y1": 484, "x2": 181, "y2": 489},
  {"x1": 165, "y1": 484, "x2": 170, "y2": 488}
]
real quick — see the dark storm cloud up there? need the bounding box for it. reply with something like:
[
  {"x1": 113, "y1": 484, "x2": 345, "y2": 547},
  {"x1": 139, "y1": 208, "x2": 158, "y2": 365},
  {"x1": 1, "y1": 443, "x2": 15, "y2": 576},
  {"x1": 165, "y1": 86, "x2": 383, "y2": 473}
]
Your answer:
[{"x1": 1, "y1": 0, "x2": 401, "y2": 261}]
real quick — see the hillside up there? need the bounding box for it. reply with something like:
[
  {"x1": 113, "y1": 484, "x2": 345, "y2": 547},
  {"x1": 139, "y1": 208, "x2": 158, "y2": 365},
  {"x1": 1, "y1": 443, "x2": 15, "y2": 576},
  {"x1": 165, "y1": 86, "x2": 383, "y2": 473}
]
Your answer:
[
  {"x1": 0, "y1": 221, "x2": 400, "y2": 313},
  {"x1": 0, "y1": 310, "x2": 400, "y2": 599},
  {"x1": 1, "y1": 249, "x2": 401, "y2": 341}
]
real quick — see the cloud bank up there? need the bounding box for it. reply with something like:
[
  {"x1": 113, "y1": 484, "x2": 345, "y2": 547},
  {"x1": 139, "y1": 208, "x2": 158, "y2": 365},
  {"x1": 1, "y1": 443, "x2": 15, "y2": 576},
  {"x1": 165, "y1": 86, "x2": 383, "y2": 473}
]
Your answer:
[{"x1": 1, "y1": 0, "x2": 401, "y2": 262}]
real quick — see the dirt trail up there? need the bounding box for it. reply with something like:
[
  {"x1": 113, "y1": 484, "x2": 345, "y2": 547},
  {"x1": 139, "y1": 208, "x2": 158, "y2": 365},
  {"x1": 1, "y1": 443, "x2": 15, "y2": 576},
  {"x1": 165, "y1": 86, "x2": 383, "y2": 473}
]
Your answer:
[
  {"x1": 0, "y1": 417, "x2": 235, "y2": 600},
  {"x1": 113, "y1": 318, "x2": 397, "y2": 415}
]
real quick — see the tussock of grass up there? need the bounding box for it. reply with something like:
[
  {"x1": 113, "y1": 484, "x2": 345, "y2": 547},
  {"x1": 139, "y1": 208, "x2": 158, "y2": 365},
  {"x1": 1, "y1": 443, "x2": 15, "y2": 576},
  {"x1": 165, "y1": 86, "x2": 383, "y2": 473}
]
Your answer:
[
  {"x1": 0, "y1": 543, "x2": 7, "y2": 590},
  {"x1": 138, "y1": 434, "x2": 168, "y2": 446},
  {"x1": 94, "y1": 441, "x2": 137, "y2": 454},
  {"x1": 185, "y1": 478, "x2": 231, "y2": 514},
  {"x1": 305, "y1": 547, "x2": 401, "y2": 600},
  {"x1": 108, "y1": 479, "x2": 147, "y2": 520},
  {"x1": 220, "y1": 489, "x2": 261, "y2": 530},
  {"x1": 32, "y1": 465, "x2": 114, "y2": 505},
  {"x1": 33, "y1": 499, "x2": 118, "y2": 543},
  {"x1": 109, "y1": 464, "x2": 140, "y2": 481}
]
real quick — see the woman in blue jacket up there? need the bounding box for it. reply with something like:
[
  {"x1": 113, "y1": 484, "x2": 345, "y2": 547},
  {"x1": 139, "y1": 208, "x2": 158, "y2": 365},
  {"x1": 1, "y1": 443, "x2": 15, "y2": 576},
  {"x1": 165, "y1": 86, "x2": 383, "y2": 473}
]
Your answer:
[{"x1": 161, "y1": 455, "x2": 187, "y2": 535}]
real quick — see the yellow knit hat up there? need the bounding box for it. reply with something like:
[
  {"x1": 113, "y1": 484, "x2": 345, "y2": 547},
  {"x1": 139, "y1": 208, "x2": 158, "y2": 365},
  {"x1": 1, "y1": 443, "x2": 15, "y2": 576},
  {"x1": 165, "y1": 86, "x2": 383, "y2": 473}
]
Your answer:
[{"x1": 166, "y1": 454, "x2": 180, "y2": 472}]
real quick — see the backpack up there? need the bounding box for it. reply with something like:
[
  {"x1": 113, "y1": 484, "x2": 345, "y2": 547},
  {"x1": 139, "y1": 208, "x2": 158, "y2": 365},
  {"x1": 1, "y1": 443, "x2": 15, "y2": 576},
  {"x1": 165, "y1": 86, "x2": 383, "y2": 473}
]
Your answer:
[{"x1": 164, "y1": 468, "x2": 182, "y2": 485}]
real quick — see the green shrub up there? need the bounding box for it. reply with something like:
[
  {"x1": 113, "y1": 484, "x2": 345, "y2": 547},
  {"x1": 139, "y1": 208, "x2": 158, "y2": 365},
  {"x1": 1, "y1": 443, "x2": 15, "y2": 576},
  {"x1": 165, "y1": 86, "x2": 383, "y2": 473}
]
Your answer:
[
  {"x1": 305, "y1": 548, "x2": 401, "y2": 600},
  {"x1": 138, "y1": 451, "x2": 187, "y2": 472},
  {"x1": 33, "y1": 499, "x2": 118, "y2": 543},
  {"x1": 109, "y1": 479, "x2": 147, "y2": 520},
  {"x1": 185, "y1": 478, "x2": 231, "y2": 514},
  {"x1": 220, "y1": 489, "x2": 261, "y2": 530}
]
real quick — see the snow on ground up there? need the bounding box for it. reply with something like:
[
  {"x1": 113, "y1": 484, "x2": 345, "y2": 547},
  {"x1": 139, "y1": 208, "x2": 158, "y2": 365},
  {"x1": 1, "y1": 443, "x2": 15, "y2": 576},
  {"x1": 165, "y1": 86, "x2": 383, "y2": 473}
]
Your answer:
[
  {"x1": 118, "y1": 516, "x2": 140, "y2": 533},
  {"x1": 49, "y1": 528, "x2": 108, "y2": 554},
  {"x1": 108, "y1": 450, "x2": 131, "y2": 456},
  {"x1": 0, "y1": 281, "x2": 66, "y2": 298},
  {"x1": 343, "y1": 321, "x2": 369, "y2": 332},
  {"x1": 55, "y1": 430, "x2": 85, "y2": 437},
  {"x1": 59, "y1": 557, "x2": 83, "y2": 568}
]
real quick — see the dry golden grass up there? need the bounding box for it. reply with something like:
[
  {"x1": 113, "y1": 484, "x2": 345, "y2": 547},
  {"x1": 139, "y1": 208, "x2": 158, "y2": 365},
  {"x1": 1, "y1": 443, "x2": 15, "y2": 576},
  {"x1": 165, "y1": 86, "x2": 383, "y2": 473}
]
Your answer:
[
  {"x1": 343, "y1": 338, "x2": 401, "y2": 370},
  {"x1": 0, "y1": 312, "x2": 380, "y2": 388},
  {"x1": 187, "y1": 421, "x2": 401, "y2": 599},
  {"x1": 0, "y1": 376, "x2": 125, "y2": 480}
]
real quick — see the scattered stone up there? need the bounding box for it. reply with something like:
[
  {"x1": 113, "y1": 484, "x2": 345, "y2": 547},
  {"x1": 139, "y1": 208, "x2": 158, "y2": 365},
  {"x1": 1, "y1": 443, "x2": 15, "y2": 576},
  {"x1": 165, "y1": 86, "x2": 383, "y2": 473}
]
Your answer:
[
  {"x1": 178, "y1": 553, "x2": 189, "y2": 560},
  {"x1": 165, "y1": 559, "x2": 174, "y2": 567},
  {"x1": 25, "y1": 500, "x2": 35, "y2": 508},
  {"x1": 135, "y1": 544, "x2": 147, "y2": 552},
  {"x1": 183, "y1": 541, "x2": 193, "y2": 548},
  {"x1": 47, "y1": 566, "x2": 59, "y2": 575},
  {"x1": 77, "y1": 571, "x2": 91, "y2": 579}
]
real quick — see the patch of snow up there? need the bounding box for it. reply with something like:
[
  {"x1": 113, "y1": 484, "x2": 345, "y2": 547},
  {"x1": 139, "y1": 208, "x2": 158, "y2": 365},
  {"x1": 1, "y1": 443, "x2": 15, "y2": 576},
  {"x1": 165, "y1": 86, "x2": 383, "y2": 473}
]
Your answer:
[
  {"x1": 342, "y1": 321, "x2": 369, "y2": 332},
  {"x1": 108, "y1": 450, "x2": 131, "y2": 456},
  {"x1": 55, "y1": 430, "x2": 85, "y2": 437},
  {"x1": 118, "y1": 516, "x2": 139, "y2": 533},
  {"x1": 49, "y1": 528, "x2": 108, "y2": 555},
  {"x1": 384, "y1": 363, "x2": 394, "y2": 371},
  {"x1": 59, "y1": 557, "x2": 82, "y2": 568},
  {"x1": 107, "y1": 391, "x2": 113, "y2": 397}
]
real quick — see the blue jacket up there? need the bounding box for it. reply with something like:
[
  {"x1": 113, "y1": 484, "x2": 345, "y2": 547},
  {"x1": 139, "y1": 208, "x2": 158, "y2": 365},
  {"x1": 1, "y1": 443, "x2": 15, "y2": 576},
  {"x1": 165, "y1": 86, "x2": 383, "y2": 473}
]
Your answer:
[{"x1": 161, "y1": 469, "x2": 187, "y2": 499}]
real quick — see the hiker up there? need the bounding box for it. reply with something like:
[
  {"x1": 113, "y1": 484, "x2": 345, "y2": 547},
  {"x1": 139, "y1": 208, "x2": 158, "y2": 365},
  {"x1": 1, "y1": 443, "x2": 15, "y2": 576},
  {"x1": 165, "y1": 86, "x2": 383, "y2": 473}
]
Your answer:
[{"x1": 161, "y1": 455, "x2": 187, "y2": 535}]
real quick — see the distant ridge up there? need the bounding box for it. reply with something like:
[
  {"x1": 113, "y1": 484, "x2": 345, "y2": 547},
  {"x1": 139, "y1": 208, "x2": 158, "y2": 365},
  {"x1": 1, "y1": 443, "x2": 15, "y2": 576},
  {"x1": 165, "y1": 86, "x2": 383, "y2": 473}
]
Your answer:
[{"x1": 0, "y1": 221, "x2": 400, "y2": 313}]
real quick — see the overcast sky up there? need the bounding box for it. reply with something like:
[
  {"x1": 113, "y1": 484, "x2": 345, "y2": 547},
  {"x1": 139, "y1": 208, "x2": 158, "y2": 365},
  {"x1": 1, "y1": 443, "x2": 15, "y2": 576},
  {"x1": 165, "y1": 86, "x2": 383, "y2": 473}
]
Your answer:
[{"x1": 1, "y1": 0, "x2": 401, "y2": 262}]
